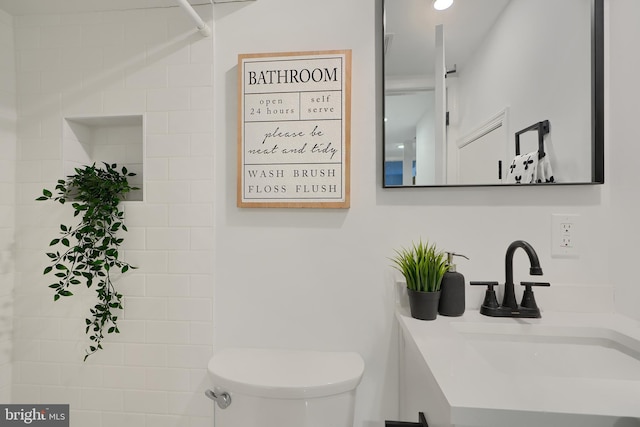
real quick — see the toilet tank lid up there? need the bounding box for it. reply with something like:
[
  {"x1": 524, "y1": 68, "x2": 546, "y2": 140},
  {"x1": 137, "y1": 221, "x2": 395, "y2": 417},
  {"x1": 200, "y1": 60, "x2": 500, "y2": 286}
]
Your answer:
[{"x1": 208, "y1": 348, "x2": 365, "y2": 399}]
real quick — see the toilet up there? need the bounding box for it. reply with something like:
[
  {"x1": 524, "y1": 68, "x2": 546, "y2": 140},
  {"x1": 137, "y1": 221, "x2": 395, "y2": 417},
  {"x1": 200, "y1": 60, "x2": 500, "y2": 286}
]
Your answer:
[{"x1": 207, "y1": 347, "x2": 365, "y2": 427}]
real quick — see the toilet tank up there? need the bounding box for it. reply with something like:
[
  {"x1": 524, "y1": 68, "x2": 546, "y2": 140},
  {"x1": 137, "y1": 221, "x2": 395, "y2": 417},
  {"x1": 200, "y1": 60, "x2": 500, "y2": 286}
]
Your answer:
[{"x1": 207, "y1": 348, "x2": 365, "y2": 427}]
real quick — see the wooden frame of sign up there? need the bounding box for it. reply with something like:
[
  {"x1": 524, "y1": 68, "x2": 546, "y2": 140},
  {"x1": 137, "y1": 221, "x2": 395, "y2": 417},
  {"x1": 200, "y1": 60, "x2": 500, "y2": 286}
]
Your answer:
[{"x1": 237, "y1": 50, "x2": 351, "y2": 208}]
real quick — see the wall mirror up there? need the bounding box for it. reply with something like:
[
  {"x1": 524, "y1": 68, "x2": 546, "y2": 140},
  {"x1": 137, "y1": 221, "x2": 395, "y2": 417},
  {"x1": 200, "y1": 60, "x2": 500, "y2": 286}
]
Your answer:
[{"x1": 382, "y1": 0, "x2": 604, "y2": 187}]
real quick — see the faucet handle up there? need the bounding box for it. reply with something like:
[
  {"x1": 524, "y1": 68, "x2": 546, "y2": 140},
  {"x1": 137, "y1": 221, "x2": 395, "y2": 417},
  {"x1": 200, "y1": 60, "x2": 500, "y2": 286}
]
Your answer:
[
  {"x1": 470, "y1": 281, "x2": 500, "y2": 309},
  {"x1": 520, "y1": 281, "x2": 550, "y2": 287},
  {"x1": 519, "y1": 282, "x2": 550, "y2": 311},
  {"x1": 470, "y1": 281, "x2": 499, "y2": 289}
]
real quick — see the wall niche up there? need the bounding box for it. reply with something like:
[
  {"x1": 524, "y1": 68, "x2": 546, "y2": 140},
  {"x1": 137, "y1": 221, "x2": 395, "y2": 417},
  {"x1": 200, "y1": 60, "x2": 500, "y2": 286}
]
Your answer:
[{"x1": 63, "y1": 115, "x2": 144, "y2": 202}]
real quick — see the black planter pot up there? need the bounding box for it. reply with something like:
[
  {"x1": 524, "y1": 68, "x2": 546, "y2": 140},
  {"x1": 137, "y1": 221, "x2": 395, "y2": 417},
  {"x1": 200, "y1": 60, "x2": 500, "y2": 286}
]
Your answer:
[{"x1": 407, "y1": 289, "x2": 441, "y2": 320}]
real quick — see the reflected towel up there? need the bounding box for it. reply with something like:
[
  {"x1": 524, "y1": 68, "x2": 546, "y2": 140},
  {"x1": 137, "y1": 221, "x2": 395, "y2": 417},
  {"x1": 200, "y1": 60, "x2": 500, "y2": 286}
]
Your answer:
[
  {"x1": 535, "y1": 155, "x2": 555, "y2": 183},
  {"x1": 506, "y1": 151, "x2": 555, "y2": 184},
  {"x1": 506, "y1": 151, "x2": 538, "y2": 184}
]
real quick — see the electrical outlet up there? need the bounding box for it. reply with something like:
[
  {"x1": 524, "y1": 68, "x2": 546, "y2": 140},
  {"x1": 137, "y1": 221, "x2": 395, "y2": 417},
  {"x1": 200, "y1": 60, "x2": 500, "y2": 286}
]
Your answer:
[{"x1": 552, "y1": 214, "x2": 579, "y2": 258}]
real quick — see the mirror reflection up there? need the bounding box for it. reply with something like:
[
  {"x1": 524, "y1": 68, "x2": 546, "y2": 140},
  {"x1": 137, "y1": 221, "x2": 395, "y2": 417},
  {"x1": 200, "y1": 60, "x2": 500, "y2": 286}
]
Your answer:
[{"x1": 383, "y1": 0, "x2": 603, "y2": 187}]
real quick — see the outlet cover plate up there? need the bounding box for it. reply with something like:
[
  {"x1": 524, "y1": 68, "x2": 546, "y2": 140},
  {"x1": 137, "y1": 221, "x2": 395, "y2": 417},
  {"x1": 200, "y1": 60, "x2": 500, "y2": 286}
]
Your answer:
[{"x1": 552, "y1": 214, "x2": 579, "y2": 258}]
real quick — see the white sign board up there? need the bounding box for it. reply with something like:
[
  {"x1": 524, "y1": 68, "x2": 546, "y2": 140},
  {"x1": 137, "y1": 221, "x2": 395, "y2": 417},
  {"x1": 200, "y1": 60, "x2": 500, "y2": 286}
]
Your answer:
[{"x1": 238, "y1": 50, "x2": 351, "y2": 208}]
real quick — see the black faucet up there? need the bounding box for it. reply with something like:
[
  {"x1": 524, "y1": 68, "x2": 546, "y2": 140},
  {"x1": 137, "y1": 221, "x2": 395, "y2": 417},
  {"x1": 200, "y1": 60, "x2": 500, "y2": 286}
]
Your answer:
[
  {"x1": 502, "y1": 240, "x2": 543, "y2": 309},
  {"x1": 471, "y1": 240, "x2": 550, "y2": 318}
]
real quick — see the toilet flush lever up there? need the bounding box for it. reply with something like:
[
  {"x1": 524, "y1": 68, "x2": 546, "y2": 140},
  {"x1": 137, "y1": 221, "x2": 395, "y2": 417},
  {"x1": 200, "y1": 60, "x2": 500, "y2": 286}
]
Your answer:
[{"x1": 205, "y1": 389, "x2": 232, "y2": 409}]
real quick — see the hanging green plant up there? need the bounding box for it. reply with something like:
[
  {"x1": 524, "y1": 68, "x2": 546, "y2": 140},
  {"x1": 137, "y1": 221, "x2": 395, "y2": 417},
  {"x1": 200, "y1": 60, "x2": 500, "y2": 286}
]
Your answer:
[{"x1": 36, "y1": 163, "x2": 138, "y2": 361}]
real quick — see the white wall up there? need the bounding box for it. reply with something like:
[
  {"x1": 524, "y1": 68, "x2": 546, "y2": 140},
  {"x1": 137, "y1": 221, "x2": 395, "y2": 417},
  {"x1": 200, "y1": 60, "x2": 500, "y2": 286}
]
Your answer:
[
  {"x1": 608, "y1": 0, "x2": 640, "y2": 321},
  {"x1": 0, "y1": 8, "x2": 16, "y2": 404},
  {"x1": 213, "y1": 1, "x2": 401, "y2": 424},
  {"x1": 11, "y1": 6, "x2": 214, "y2": 426},
  {"x1": 212, "y1": 1, "x2": 620, "y2": 427}
]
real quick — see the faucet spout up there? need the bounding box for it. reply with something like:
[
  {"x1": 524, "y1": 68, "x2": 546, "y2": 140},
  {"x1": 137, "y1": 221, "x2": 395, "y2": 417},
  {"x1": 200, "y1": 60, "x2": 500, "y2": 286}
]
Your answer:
[{"x1": 503, "y1": 240, "x2": 543, "y2": 309}]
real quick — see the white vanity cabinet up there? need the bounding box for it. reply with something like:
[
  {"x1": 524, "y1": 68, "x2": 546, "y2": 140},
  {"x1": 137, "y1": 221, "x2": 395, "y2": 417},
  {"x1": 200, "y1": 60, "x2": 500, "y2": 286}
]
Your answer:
[
  {"x1": 399, "y1": 323, "x2": 453, "y2": 426},
  {"x1": 396, "y1": 309, "x2": 640, "y2": 427}
]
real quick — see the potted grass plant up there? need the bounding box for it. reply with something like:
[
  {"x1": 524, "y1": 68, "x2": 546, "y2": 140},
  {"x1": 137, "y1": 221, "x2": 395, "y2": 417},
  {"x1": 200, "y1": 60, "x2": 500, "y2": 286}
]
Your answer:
[{"x1": 391, "y1": 240, "x2": 449, "y2": 320}]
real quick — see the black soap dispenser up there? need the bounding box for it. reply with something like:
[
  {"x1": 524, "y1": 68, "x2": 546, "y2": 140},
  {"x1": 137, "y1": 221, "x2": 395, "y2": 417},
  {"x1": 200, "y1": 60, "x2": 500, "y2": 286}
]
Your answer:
[{"x1": 438, "y1": 252, "x2": 469, "y2": 316}]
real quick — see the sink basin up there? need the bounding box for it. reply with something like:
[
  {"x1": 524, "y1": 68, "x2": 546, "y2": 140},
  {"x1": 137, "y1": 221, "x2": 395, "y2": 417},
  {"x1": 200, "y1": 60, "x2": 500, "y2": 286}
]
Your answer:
[{"x1": 452, "y1": 322, "x2": 640, "y2": 380}]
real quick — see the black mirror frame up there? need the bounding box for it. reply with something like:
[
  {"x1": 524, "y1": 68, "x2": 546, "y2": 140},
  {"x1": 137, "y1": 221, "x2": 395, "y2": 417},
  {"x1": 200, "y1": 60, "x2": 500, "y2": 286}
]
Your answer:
[
  {"x1": 381, "y1": 0, "x2": 605, "y2": 188},
  {"x1": 592, "y1": 0, "x2": 605, "y2": 184}
]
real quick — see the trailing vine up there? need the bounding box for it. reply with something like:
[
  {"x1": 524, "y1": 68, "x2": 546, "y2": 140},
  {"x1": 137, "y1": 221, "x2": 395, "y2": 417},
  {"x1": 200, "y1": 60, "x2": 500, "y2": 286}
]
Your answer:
[{"x1": 37, "y1": 163, "x2": 137, "y2": 361}]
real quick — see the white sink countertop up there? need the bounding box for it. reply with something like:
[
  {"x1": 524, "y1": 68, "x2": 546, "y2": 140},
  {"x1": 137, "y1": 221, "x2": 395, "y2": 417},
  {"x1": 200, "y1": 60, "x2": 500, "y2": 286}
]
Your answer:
[{"x1": 396, "y1": 309, "x2": 640, "y2": 425}]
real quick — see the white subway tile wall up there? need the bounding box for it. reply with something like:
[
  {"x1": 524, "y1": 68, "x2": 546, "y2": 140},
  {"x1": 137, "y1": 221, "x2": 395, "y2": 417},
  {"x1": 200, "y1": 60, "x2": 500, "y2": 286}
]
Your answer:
[
  {"x1": 11, "y1": 5, "x2": 214, "y2": 426},
  {"x1": 0, "y1": 8, "x2": 16, "y2": 404}
]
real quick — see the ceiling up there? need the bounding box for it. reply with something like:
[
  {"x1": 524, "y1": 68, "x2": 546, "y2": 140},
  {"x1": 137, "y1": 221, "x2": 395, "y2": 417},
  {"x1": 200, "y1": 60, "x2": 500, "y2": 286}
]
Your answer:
[{"x1": 0, "y1": 0, "x2": 211, "y2": 15}]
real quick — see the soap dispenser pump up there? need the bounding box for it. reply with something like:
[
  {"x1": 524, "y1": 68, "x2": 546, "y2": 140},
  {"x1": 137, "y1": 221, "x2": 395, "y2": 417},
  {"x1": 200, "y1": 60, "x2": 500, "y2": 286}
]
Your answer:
[{"x1": 439, "y1": 252, "x2": 469, "y2": 316}]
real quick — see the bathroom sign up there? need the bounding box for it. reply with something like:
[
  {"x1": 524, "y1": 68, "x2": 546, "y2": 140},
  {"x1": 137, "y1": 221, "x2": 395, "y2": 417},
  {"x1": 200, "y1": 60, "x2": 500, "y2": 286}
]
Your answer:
[{"x1": 237, "y1": 50, "x2": 351, "y2": 208}]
